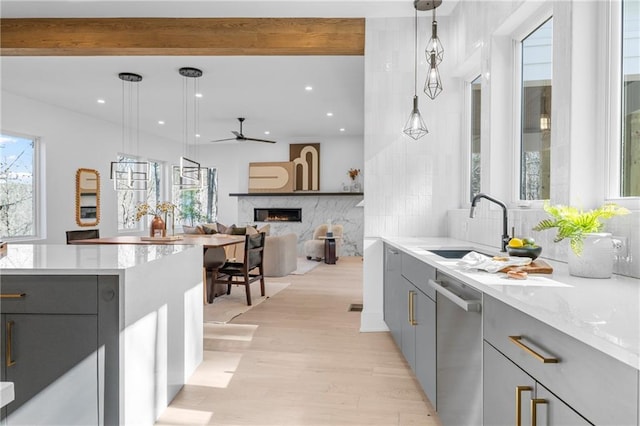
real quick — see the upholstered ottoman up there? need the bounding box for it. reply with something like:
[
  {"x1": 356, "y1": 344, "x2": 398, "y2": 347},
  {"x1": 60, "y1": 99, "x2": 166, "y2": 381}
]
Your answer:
[{"x1": 263, "y1": 233, "x2": 298, "y2": 277}]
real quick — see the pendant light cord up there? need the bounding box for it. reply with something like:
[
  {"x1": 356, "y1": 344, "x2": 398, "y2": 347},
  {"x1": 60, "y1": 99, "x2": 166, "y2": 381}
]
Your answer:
[{"x1": 414, "y1": 8, "x2": 418, "y2": 97}]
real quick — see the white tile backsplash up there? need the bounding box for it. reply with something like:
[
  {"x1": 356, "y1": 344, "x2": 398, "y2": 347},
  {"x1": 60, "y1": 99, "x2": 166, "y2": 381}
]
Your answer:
[{"x1": 448, "y1": 207, "x2": 640, "y2": 279}]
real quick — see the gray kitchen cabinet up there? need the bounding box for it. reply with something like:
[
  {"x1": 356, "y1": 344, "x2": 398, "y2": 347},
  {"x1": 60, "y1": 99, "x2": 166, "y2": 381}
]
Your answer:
[
  {"x1": 383, "y1": 245, "x2": 438, "y2": 407},
  {"x1": 383, "y1": 244, "x2": 403, "y2": 347},
  {"x1": 484, "y1": 295, "x2": 638, "y2": 425},
  {"x1": 413, "y1": 286, "x2": 436, "y2": 407},
  {"x1": 484, "y1": 341, "x2": 589, "y2": 426},
  {"x1": 0, "y1": 275, "x2": 118, "y2": 425},
  {"x1": 400, "y1": 277, "x2": 416, "y2": 368},
  {"x1": 1, "y1": 314, "x2": 99, "y2": 425},
  {"x1": 401, "y1": 253, "x2": 437, "y2": 407}
]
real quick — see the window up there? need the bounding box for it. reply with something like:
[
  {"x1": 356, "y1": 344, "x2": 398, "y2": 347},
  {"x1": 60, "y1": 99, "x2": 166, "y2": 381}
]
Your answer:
[
  {"x1": 172, "y1": 167, "x2": 218, "y2": 226},
  {"x1": 0, "y1": 132, "x2": 38, "y2": 239},
  {"x1": 520, "y1": 18, "x2": 553, "y2": 201},
  {"x1": 469, "y1": 75, "x2": 482, "y2": 201},
  {"x1": 116, "y1": 156, "x2": 165, "y2": 231},
  {"x1": 621, "y1": 0, "x2": 640, "y2": 197}
]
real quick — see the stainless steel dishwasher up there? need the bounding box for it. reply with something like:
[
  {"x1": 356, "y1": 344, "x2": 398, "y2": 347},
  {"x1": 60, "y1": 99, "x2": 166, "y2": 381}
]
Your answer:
[{"x1": 429, "y1": 271, "x2": 483, "y2": 426}]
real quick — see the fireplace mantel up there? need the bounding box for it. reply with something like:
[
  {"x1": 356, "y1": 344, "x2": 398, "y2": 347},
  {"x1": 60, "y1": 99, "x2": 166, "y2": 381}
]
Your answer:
[{"x1": 230, "y1": 192, "x2": 363, "y2": 197}]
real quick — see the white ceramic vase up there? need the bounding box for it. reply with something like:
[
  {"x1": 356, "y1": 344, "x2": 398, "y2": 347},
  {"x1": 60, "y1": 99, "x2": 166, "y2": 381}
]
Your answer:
[{"x1": 567, "y1": 233, "x2": 614, "y2": 278}]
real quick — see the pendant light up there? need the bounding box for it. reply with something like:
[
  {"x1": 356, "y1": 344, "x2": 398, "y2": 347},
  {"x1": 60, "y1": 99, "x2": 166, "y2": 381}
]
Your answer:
[
  {"x1": 403, "y1": 8, "x2": 429, "y2": 140},
  {"x1": 415, "y1": 0, "x2": 444, "y2": 99},
  {"x1": 110, "y1": 72, "x2": 149, "y2": 191},
  {"x1": 426, "y1": 7, "x2": 444, "y2": 66},
  {"x1": 425, "y1": 51, "x2": 444, "y2": 100},
  {"x1": 177, "y1": 67, "x2": 203, "y2": 189}
]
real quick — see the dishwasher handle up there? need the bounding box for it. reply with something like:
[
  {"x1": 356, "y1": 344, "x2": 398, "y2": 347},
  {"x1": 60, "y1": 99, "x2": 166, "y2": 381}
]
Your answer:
[{"x1": 428, "y1": 279, "x2": 482, "y2": 312}]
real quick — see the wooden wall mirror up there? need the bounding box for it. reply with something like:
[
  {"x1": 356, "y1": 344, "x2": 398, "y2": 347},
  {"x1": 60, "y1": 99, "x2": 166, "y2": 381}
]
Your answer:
[{"x1": 75, "y1": 168, "x2": 100, "y2": 227}]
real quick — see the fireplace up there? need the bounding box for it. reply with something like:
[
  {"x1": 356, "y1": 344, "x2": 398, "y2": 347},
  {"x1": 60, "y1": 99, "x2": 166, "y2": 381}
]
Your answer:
[{"x1": 254, "y1": 208, "x2": 302, "y2": 223}]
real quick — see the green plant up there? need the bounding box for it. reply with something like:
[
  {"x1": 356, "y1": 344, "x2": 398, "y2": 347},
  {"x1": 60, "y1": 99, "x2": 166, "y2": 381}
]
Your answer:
[{"x1": 533, "y1": 202, "x2": 629, "y2": 255}]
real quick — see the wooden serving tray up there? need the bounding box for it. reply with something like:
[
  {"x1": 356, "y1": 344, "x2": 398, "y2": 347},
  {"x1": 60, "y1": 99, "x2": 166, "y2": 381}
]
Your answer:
[{"x1": 500, "y1": 259, "x2": 553, "y2": 274}]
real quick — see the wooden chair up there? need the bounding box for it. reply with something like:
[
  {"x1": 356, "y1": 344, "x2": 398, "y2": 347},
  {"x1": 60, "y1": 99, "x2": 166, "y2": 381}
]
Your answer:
[
  {"x1": 210, "y1": 232, "x2": 266, "y2": 305},
  {"x1": 66, "y1": 229, "x2": 100, "y2": 244}
]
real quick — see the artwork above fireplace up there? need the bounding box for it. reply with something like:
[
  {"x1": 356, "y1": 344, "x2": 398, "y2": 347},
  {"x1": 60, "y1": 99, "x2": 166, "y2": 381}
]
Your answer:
[{"x1": 254, "y1": 208, "x2": 302, "y2": 222}]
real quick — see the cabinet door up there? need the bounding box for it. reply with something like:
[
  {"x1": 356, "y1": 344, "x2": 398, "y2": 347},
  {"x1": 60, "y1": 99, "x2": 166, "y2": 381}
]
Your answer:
[
  {"x1": 401, "y1": 278, "x2": 416, "y2": 369},
  {"x1": 534, "y1": 384, "x2": 591, "y2": 426},
  {"x1": 414, "y1": 290, "x2": 436, "y2": 407},
  {"x1": 484, "y1": 341, "x2": 536, "y2": 426},
  {"x1": 383, "y1": 245, "x2": 403, "y2": 347},
  {"x1": 483, "y1": 342, "x2": 590, "y2": 426},
  {"x1": 3, "y1": 314, "x2": 98, "y2": 426}
]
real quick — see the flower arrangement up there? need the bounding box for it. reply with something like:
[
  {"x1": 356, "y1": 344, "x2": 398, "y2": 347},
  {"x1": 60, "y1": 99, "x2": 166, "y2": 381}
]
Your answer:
[
  {"x1": 135, "y1": 201, "x2": 176, "y2": 221},
  {"x1": 347, "y1": 168, "x2": 361, "y2": 181},
  {"x1": 532, "y1": 202, "x2": 629, "y2": 255}
]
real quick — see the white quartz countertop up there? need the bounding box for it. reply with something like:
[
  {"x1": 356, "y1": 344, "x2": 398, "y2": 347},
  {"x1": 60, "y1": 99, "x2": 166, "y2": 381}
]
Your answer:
[
  {"x1": 382, "y1": 237, "x2": 640, "y2": 370},
  {"x1": 0, "y1": 244, "x2": 199, "y2": 275},
  {"x1": 0, "y1": 382, "x2": 15, "y2": 408}
]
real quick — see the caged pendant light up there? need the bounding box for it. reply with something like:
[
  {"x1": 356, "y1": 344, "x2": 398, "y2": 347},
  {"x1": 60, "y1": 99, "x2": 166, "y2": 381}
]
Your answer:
[
  {"x1": 415, "y1": 0, "x2": 444, "y2": 99},
  {"x1": 403, "y1": 8, "x2": 429, "y2": 140},
  {"x1": 110, "y1": 72, "x2": 149, "y2": 191}
]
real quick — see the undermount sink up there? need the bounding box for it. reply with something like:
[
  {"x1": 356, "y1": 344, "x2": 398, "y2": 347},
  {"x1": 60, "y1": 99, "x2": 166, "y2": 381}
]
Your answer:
[{"x1": 427, "y1": 249, "x2": 492, "y2": 259}]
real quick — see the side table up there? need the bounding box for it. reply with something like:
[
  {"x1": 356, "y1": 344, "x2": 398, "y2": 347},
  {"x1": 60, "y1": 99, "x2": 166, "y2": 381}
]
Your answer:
[{"x1": 319, "y1": 236, "x2": 342, "y2": 264}]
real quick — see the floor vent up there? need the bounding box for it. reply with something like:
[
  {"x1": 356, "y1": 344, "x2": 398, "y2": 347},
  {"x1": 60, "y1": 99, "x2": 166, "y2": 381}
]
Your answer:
[{"x1": 348, "y1": 303, "x2": 363, "y2": 312}]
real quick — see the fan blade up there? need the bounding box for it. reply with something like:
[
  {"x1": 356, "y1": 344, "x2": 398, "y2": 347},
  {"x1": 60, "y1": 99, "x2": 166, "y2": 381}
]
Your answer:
[
  {"x1": 242, "y1": 137, "x2": 277, "y2": 144},
  {"x1": 209, "y1": 137, "x2": 237, "y2": 143},
  {"x1": 232, "y1": 131, "x2": 242, "y2": 137}
]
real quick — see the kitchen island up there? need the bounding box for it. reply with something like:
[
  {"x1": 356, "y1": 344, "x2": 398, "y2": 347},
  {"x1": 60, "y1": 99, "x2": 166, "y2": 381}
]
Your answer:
[{"x1": 0, "y1": 243, "x2": 203, "y2": 425}]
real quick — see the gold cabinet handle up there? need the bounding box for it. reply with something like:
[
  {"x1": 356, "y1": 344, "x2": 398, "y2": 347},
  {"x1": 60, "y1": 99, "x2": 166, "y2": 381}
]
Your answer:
[
  {"x1": 408, "y1": 291, "x2": 417, "y2": 325},
  {"x1": 509, "y1": 336, "x2": 559, "y2": 363},
  {"x1": 516, "y1": 385, "x2": 532, "y2": 426},
  {"x1": 530, "y1": 398, "x2": 547, "y2": 426},
  {"x1": 0, "y1": 293, "x2": 26, "y2": 299},
  {"x1": 6, "y1": 320, "x2": 16, "y2": 367}
]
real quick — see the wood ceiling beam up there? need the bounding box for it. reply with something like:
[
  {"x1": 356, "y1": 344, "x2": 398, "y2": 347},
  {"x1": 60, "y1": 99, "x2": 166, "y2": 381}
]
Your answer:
[{"x1": 0, "y1": 18, "x2": 365, "y2": 56}]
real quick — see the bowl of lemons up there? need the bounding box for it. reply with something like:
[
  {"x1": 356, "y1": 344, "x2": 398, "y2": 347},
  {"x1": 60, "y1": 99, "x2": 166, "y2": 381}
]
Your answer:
[{"x1": 507, "y1": 237, "x2": 542, "y2": 260}]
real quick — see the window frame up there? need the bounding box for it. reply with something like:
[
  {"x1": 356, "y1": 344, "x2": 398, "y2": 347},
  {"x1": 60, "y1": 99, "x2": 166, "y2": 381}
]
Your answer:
[
  {"x1": 0, "y1": 131, "x2": 42, "y2": 241},
  {"x1": 510, "y1": 7, "x2": 553, "y2": 208},
  {"x1": 606, "y1": 0, "x2": 640, "y2": 208},
  {"x1": 466, "y1": 74, "x2": 483, "y2": 204},
  {"x1": 171, "y1": 166, "x2": 218, "y2": 227},
  {"x1": 515, "y1": 16, "x2": 553, "y2": 204},
  {"x1": 115, "y1": 154, "x2": 167, "y2": 233}
]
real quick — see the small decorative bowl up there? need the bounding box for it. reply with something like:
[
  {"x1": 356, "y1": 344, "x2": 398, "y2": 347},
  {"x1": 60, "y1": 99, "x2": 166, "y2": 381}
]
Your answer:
[{"x1": 507, "y1": 246, "x2": 542, "y2": 260}]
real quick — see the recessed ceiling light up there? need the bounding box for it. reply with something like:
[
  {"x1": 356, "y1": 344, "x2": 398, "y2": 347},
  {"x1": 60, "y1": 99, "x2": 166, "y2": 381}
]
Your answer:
[
  {"x1": 339, "y1": 128, "x2": 346, "y2": 132},
  {"x1": 195, "y1": 93, "x2": 203, "y2": 98},
  {"x1": 158, "y1": 120, "x2": 165, "y2": 125},
  {"x1": 264, "y1": 131, "x2": 270, "y2": 135},
  {"x1": 305, "y1": 86, "x2": 313, "y2": 91},
  {"x1": 97, "y1": 99, "x2": 106, "y2": 104},
  {"x1": 326, "y1": 112, "x2": 333, "y2": 117},
  {"x1": 195, "y1": 134, "x2": 201, "y2": 138}
]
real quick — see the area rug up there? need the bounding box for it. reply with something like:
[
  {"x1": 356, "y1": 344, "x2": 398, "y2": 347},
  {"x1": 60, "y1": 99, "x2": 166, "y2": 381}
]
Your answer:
[
  {"x1": 203, "y1": 281, "x2": 290, "y2": 324},
  {"x1": 291, "y1": 257, "x2": 322, "y2": 275}
]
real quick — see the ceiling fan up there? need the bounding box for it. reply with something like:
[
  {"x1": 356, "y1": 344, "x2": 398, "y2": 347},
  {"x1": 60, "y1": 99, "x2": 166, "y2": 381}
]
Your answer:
[{"x1": 210, "y1": 117, "x2": 276, "y2": 144}]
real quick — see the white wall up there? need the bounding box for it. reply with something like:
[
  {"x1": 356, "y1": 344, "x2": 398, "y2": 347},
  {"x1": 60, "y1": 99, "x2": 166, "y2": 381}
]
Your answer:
[
  {"x1": 361, "y1": 0, "x2": 640, "y2": 331},
  {"x1": 361, "y1": 15, "x2": 462, "y2": 332},
  {"x1": 1, "y1": 91, "x2": 365, "y2": 243},
  {"x1": 1, "y1": 91, "x2": 182, "y2": 244}
]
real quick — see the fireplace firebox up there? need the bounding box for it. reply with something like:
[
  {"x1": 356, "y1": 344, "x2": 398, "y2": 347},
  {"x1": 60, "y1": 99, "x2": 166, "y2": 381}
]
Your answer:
[{"x1": 254, "y1": 208, "x2": 302, "y2": 222}]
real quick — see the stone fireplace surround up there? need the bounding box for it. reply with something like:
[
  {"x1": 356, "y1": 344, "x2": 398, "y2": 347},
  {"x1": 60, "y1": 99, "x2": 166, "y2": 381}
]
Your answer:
[{"x1": 232, "y1": 193, "x2": 364, "y2": 256}]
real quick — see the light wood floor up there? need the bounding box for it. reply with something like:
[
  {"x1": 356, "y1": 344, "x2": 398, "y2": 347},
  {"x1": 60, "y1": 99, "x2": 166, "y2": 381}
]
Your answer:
[{"x1": 156, "y1": 257, "x2": 440, "y2": 426}]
